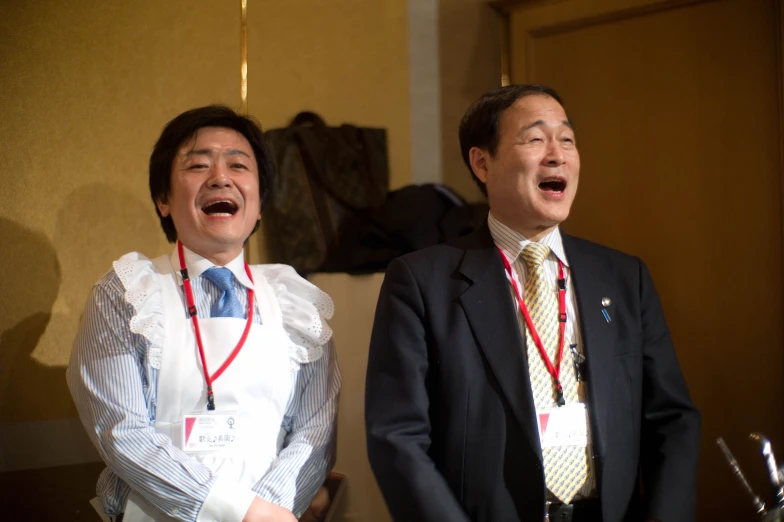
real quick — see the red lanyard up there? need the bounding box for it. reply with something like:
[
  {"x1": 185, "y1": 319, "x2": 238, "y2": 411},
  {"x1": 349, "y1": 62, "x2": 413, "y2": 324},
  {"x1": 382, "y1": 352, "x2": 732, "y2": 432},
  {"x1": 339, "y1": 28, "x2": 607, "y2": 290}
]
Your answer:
[
  {"x1": 177, "y1": 241, "x2": 254, "y2": 411},
  {"x1": 498, "y1": 247, "x2": 568, "y2": 407}
]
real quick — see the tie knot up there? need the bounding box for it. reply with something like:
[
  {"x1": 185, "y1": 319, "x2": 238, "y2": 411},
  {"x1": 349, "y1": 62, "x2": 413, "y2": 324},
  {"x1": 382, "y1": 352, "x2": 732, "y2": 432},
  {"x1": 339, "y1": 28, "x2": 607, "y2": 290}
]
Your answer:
[
  {"x1": 520, "y1": 242, "x2": 551, "y2": 268},
  {"x1": 202, "y1": 267, "x2": 235, "y2": 293}
]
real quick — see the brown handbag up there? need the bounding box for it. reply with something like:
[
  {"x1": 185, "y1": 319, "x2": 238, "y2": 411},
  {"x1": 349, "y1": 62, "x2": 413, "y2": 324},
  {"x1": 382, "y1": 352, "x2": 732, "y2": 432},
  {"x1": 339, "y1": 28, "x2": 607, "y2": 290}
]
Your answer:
[{"x1": 263, "y1": 112, "x2": 389, "y2": 274}]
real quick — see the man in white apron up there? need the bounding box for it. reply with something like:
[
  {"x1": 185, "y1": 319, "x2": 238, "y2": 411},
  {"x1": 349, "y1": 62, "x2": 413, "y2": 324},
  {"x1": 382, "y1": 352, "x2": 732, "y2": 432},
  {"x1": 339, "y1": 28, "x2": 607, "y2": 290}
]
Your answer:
[{"x1": 68, "y1": 105, "x2": 341, "y2": 522}]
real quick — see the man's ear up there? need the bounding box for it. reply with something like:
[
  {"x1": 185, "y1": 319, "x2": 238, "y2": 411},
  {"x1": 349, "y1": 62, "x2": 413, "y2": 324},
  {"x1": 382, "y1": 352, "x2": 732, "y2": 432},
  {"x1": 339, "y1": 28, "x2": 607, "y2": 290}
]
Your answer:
[
  {"x1": 156, "y1": 198, "x2": 170, "y2": 218},
  {"x1": 469, "y1": 147, "x2": 491, "y2": 183}
]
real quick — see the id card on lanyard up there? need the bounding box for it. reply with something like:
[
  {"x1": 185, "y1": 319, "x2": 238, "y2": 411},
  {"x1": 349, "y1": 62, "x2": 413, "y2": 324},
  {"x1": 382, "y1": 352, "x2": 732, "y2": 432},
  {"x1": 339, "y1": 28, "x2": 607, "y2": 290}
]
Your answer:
[
  {"x1": 536, "y1": 403, "x2": 589, "y2": 448},
  {"x1": 182, "y1": 413, "x2": 240, "y2": 452}
]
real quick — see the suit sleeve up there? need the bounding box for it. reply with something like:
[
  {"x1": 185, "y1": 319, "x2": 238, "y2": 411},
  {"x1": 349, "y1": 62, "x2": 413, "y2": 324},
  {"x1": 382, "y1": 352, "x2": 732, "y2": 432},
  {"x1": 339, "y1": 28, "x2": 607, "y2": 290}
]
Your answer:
[
  {"x1": 637, "y1": 259, "x2": 701, "y2": 522},
  {"x1": 365, "y1": 258, "x2": 471, "y2": 522}
]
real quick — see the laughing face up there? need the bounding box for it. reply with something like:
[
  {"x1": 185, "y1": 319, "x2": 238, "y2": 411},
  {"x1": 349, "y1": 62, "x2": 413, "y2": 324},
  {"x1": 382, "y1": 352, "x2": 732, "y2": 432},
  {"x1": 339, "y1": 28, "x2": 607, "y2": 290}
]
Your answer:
[
  {"x1": 156, "y1": 126, "x2": 261, "y2": 264},
  {"x1": 471, "y1": 94, "x2": 579, "y2": 240}
]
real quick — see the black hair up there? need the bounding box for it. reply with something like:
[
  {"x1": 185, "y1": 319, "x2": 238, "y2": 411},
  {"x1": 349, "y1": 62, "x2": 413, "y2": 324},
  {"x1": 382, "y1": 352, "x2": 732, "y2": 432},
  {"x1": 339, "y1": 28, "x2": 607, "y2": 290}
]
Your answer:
[
  {"x1": 458, "y1": 84, "x2": 566, "y2": 196},
  {"x1": 149, "y1": 104, "x2": 275, "y2": 242}
]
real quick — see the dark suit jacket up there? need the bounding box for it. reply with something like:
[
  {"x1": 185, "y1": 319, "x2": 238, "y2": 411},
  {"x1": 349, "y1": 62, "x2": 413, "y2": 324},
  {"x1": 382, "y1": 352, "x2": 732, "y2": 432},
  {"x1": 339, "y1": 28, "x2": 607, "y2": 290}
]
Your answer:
[{"x1": 365, "y1": 223, "x2": 700, "y2": 522}]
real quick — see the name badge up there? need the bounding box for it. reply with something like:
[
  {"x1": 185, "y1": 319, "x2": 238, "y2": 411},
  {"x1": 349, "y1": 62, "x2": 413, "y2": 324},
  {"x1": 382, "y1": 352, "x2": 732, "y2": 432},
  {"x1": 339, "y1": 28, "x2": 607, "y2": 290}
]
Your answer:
[
  {"x1": 536, "y1": 403, "x2": 588, "y2": 448},
  {"x1": 182, "y1": 413, "x2": 239, "y2": 453}
]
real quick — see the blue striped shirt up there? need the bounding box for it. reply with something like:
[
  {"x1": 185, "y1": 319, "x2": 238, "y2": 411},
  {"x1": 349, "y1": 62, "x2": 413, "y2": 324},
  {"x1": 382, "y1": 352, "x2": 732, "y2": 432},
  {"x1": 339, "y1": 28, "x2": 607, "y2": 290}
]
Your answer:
[{"x1": 67, "y1": 250, "x2": 340, "y2": 521}]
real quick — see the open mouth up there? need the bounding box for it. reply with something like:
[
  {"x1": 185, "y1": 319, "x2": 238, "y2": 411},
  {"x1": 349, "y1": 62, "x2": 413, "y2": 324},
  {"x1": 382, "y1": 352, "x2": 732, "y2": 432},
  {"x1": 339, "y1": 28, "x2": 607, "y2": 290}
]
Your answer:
[
  {"x1": 201, "y1": 200, "x2": 238, "y2": 216},
  {"x1": 538, "y1": 178, "x2": 566, "y2": 193}
]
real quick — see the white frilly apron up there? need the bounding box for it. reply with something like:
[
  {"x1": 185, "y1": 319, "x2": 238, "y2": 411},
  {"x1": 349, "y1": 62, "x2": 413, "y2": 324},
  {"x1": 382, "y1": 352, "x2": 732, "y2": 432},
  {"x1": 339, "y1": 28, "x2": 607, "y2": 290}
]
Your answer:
[{"x1": 107, "y1": 252, "x2": 334, "y2": 522}]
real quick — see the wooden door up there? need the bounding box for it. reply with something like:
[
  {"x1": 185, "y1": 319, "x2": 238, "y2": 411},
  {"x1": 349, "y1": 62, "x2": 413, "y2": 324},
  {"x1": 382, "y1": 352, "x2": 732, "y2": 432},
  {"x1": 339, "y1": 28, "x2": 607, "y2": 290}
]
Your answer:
[{"x1": 506, "y1": 0, "x2": 784, "y2": 519}]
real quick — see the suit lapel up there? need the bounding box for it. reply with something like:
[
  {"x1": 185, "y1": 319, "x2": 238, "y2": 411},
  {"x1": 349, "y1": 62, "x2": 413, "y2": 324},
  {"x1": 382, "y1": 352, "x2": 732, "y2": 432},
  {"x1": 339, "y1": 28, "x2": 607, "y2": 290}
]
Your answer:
[
  {"x1": 457, "y1": 226, "x2": 541, "y2": 459},
  {"x1": 563, "y1": 234, "x2": 616, "y2": 461},
  {"x1": 456, "y1": 227, "x2": 619, "y2": 462}
]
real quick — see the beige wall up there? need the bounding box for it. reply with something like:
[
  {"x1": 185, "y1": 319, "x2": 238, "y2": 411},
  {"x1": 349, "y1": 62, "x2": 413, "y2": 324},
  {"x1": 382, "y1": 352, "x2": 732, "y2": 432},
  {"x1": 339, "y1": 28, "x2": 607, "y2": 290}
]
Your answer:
[
  {"x1": 0, "y1": 0, "x2": 411, "y2": 455},
  {"x1": 246, "y1": 0, "x2": 411, "y2": 263},
  {"x1": 247, "y1": 0, "x2": 410, "y2": 188},
  {"x1": 439, "y1": 0, "x2": 502, "y2": 202},
  {"x1": 0, "y1": 0, "x2": 238, "y2": 424}
]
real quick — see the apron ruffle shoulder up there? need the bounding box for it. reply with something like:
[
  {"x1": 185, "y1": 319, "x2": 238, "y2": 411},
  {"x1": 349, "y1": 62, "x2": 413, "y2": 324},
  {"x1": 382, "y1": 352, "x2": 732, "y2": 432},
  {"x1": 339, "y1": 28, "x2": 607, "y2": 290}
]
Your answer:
[
  {"x1": 113, "y1": 252, "x2": 164, "y2": 369},
  {"x1": 111, "y1": 254, "x2": 334, "y2": 371},
  {"x1": 255, "y1": 264, "x2": 334, "y2": 367}
]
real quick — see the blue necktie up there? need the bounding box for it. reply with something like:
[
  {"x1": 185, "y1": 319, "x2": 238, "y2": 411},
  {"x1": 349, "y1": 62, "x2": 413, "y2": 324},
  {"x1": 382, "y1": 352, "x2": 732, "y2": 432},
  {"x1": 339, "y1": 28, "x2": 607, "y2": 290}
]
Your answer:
[{"x1": 201, "y1": 267, "x2": 245, "y2": 319}]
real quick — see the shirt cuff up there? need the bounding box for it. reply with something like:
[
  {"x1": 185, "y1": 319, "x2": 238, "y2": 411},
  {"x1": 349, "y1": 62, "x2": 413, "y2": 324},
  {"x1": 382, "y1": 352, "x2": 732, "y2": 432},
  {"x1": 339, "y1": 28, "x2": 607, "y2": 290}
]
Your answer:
[{"x1": 197, "y1": 475, "x2": 256, "y2": 522}]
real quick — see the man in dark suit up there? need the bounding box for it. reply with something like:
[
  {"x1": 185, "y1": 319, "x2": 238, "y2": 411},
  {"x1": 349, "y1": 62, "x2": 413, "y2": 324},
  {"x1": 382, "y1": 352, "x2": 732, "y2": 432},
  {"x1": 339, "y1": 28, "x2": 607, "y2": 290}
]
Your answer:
[{"x1": 364, "y1": 85, "x2": 700, "y2": 522}]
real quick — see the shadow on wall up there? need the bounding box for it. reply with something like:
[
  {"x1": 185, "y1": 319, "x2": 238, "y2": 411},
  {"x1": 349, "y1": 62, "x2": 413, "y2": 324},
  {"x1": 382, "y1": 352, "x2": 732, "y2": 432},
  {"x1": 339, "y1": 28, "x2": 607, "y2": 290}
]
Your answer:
[
  {"x1": 0, "y1": 183, "x2": 162, "y2": 424},
  {"x1": 51, "y1": 182, "x2": 162, "y2": 353},
  {"x1": 0, "y1": 218, "x2": 62, "y2": 423}
]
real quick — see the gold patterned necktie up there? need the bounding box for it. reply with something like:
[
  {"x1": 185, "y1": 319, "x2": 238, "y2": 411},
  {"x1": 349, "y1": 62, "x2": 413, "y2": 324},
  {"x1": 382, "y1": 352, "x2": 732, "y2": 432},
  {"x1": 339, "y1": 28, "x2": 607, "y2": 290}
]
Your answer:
[{"x1": 520, "y1": 242, "x2": 589, "y2": 504}]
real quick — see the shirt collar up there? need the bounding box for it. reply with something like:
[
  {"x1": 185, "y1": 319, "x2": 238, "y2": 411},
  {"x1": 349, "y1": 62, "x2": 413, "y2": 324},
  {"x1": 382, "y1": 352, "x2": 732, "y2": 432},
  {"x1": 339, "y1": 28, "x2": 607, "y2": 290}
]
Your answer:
[
  {"x1": 487, "y1": 211, "x2": 569, "y2": 267},
  {"x1": 169, "y1": 244, "x2": 255, "y2": 290}
]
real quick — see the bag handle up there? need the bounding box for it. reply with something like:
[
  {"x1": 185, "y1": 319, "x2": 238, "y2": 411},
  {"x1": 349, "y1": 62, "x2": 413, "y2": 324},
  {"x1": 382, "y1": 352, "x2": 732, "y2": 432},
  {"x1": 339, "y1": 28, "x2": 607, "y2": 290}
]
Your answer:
[{"x1": 290, "y1": 111, "x2": 328, "y2": 128}]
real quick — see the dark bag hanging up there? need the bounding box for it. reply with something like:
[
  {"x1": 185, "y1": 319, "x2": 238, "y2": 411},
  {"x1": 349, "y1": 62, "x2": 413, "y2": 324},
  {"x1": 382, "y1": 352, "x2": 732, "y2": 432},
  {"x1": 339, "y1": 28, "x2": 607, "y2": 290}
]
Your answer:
[
  {"x1": 263, "y1": 112, "x2": 389, "y2": 274},
  {"x1": 329, "y1": 184, "x2": 490, "y2": 274}
]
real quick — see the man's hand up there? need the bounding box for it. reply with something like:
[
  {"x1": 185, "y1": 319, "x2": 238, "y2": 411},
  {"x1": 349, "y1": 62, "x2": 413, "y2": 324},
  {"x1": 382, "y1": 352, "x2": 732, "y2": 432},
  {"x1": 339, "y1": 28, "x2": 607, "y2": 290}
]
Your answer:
[
  {"x1": 242, "y1": 497, "x2": 297, "y2": 522},
  {"x1": 298, "y1": 486, "x2": 331, "y2": 522}
]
